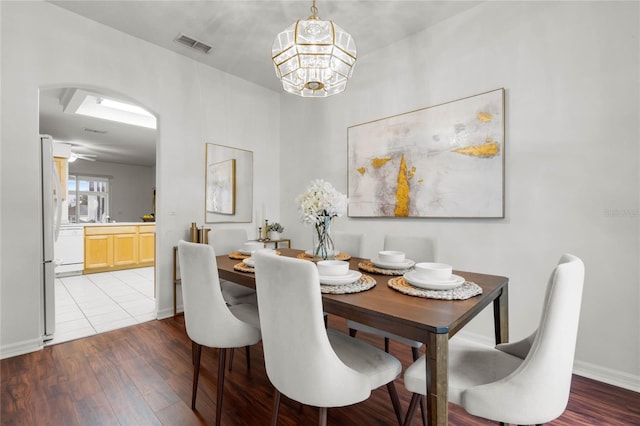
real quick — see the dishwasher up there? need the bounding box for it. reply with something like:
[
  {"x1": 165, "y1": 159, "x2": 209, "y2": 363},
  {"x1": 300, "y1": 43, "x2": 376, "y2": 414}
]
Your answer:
[{"x1": 55, "y1": 226, "x2": 84, "y2": 276}]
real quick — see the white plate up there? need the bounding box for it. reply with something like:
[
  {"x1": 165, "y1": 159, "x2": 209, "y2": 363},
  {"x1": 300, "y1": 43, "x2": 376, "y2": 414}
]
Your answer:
[
  {"x1": 242, "y1": 257, "x2": 255, "y2": 267},
  {"x1": 319, "y1": 270, "x2": 362, "y2": 286},
  {"x1": 238, "y1": 249, "x2": 253, "y2": 255},
  {"x1": 403, "y1": 272, "x2": 465, "y2": 290},
  {"x1": 372, "y1": 258, "x2": 416, "y2": 270}
]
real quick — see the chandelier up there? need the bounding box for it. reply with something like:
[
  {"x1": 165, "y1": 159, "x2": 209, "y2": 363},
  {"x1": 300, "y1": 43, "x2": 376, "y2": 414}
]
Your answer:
[{"x1": 271, "y1": 0, "x2": 357, "y2": 97}]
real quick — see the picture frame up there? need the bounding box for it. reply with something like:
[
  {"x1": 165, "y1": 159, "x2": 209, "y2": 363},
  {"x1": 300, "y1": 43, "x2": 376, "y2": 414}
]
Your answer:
[
  {"x1": 347, "y1": 88, "x2": 505, "y2": 219},
  {"x1": 206, "y1": 158, "x2": 236, "y2": 215}
]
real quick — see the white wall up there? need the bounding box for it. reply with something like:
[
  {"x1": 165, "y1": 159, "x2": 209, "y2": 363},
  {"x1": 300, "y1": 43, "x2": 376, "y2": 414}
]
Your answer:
[
  {"x1": 69, "y1": 161, "x2": 155, "y2": 222},
  {"x1": 0, "y1": 1, "x2": 280, "y2": 357},
  {"x1": 280, "y1": 1, "x2": 639, "y2": 390}
]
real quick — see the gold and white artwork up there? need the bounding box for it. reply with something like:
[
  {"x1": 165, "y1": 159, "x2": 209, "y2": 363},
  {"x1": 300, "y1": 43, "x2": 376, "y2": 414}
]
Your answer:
[{"x1": 347, "y1": 88, "x2": 505, "y2": 218}]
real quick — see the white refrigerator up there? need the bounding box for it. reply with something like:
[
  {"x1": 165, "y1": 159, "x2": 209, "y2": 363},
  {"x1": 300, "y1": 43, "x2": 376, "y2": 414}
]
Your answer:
[{"x1": 41, "y1": 135, "x2": 62, "y2": 340}]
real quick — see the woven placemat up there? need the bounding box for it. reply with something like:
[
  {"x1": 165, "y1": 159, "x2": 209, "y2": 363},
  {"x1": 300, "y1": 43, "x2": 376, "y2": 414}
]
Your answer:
[
  {"x1": 229, "y1": 250, "x2": 281, "y2": 260},
  {"x1": 387, "y1": 277, "x2": 482, "y2": 300},
  {"x1": 320, "y1": 274, "x2": 376, "y2": 294},
  {"x1": 358, "y1": 260, "x2": 413, "y2": 276},
  {"x1": 233, "y1": 262, "x2": 254, "y2": 273},
  {"x1": 229, "y1": 251, "x2": 250, "y2": 260},
  {"x1": 297, "y1": 252, "x2": 352, "y2": 262}
]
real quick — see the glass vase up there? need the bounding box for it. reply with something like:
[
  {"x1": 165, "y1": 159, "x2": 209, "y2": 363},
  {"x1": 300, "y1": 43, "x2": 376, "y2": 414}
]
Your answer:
[{"x1": 313, "y1": 215, "x2": 334, "y2": 260}]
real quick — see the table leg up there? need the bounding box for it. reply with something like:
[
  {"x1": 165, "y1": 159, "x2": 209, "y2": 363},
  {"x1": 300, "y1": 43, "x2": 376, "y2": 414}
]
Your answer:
[
  {"x1": 425, "y1": 332, "x2": 449, "y2": 426},
  {"x1": 493, "y1": 285, "x2": 509, "y2": 344}
]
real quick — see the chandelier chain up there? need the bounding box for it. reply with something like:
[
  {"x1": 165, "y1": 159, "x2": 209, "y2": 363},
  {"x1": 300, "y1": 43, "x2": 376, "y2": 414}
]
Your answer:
[{"x1": 310, "y1": 0, "x2": 318, "y2": 18}]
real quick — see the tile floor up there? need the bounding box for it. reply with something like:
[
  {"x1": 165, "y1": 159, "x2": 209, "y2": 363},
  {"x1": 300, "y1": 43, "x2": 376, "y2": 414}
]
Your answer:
[{"x1": 47, "y1": 267, "x2": 156, "y2": 346}]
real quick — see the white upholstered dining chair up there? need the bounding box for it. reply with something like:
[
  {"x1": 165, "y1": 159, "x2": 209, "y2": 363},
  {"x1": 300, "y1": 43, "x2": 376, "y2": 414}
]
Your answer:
[
  {"x1": 178, "y1": 241, "x2": 261, "y2": 425},
  {"x1": 210, "y1": 228, "x2": 258, "y2": 305},
  {"x1": 402, "y1": 254, "x2": 585, "y2": 426},
  {"x1": 253, "y1": 251, "x2": 404, "y2": 426},
  {"x1": 332, "y1": 231, "x2": 364, "y2": 258}
]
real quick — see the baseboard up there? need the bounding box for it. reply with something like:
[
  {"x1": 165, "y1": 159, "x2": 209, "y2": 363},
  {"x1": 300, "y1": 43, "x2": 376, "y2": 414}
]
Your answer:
[
  {"x1": 157, "y1": 305, "x2": 182, "y2": 320},
  {"x1": 0, "y1": 336, "x2": 43, "y2": 360},
  {"x1": 455, "y1": 330, "x2": 639, "y2": 393},
  {"x1": 573, "y1": 360, "x2": 640, "y2": 393}
]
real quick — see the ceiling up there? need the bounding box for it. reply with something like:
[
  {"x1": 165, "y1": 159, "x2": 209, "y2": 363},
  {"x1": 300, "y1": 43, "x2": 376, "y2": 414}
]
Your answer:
[
  {"x1": 41, "y1": 1, "x2": 481, "y2": 167},
  {"x1": 40, "y1": 87, "x2": 157, "y2": 166}
]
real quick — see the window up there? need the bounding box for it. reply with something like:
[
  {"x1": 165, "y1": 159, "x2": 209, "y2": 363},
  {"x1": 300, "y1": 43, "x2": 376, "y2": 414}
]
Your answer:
[{"x1": 67, "y1": 175, "x2": 110, "y2": 223}]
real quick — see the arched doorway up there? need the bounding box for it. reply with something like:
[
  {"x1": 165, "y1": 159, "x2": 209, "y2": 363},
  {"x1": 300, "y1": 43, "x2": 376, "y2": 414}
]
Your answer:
[{"x1": 39, "y1": 86, "x2": 158, "y2": 345}]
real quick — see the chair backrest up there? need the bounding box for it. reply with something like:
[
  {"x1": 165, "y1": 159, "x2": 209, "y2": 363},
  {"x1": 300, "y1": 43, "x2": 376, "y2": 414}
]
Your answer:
[
  {"x1": 177, "y1": 240, "x2": 259, "y2": 347},
  {"x1": 254, "y1": 252, "x2": 370, "y2": 406},
  {"x1": 210, "y1": 228, "x2": 248, "y2": 255},
  {"x1": 464, "y1": 254, "x2": 585, "y2": 424},
  {"x1": 383, "y1": 235, "x2": 436, "y2": 263},
  {"x1": 333, "y1": 231, "x2": 364, "y2": 257},
  {"x1": 520, "y1": 254, "x2": 584, "y2": 410}
]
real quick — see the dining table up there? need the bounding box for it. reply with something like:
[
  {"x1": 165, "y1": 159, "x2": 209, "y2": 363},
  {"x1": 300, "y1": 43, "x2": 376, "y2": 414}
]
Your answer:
[{"x1": 216, "y1": 248, "x2": 509, "y2": 426}]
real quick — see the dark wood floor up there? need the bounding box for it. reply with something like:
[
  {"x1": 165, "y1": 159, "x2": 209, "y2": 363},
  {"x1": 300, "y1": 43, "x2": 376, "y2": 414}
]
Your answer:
[{"x1": 2, "y1": 315, "x2": 639, "y2": 426}]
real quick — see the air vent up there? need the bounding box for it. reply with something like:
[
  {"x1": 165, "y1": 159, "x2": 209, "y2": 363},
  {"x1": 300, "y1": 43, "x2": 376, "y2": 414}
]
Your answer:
[
  {"x1": 174, "y1": 33, "x2": 212, "y2": 54},
  {"x1": 83, "y1": 127, "x2": 107, "y2": 134}
]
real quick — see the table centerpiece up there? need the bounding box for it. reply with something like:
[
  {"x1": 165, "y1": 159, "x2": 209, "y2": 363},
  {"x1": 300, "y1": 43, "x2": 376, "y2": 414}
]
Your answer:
[{"x1": 296, "y1": 179, "x2": 348, "y2": 260}]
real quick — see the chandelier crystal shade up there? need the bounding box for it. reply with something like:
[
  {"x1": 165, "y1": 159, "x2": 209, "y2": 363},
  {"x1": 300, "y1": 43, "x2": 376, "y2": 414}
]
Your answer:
[{"x1": 272, "y1": 1, "x2": 357, "y2": 97}]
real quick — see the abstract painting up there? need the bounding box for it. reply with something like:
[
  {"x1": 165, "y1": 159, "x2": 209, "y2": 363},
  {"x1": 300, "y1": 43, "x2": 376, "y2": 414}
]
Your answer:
[
  {"x1": 347, "y1": 88, "x2": 505, "y2": 218},
  {"x1": 206, "y1": 158, "x2": 236, "y2": 215}
]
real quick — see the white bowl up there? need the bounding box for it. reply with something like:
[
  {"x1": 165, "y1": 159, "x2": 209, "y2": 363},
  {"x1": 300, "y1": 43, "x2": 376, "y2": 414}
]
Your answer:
[
  {"x1": 254, "y1": 248, "x2": 277, "y2": 256},
  {"x1": 413, "y1": 262, "x2": 452, "y2": 281},
  {"x1": 317, "y1": 260, "x2": 349, "y2": 276},
  {"x1": 242, "y1": 241, "x2": 263, "y2": 252},
  {"x1": 378, "y1": 250, "x2": 405, "y2": 263}
]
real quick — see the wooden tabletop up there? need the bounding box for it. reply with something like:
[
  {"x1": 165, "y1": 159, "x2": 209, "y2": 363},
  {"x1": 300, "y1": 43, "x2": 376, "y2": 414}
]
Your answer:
[{"x1": 216, "y1": 248, "x2": 508, "y2": 343}]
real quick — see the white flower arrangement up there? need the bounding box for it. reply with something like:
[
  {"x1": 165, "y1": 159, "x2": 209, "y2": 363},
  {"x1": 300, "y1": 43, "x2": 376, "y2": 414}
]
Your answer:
[{"x1": 296, "y1": 179, "x2": 348, "y2": 225}]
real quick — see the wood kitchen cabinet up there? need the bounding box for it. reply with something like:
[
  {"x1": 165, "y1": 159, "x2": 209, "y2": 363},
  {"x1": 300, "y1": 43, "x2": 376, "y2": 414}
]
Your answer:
[
  {"x1": 53, "y1": 157, "x2": 67, "y2": 201},
  {"x1": 84, "y1": 233, "x2": 113, "y2": 270},
  {"x1": 138, "y1": 224, "x2": 156, "y2": 266},
  {"x1": 84, "y1": 225, "x2": 154, "y2": 273},
  {"x1": 113, "y1": 232, "x2": 138, "y2": 267}
]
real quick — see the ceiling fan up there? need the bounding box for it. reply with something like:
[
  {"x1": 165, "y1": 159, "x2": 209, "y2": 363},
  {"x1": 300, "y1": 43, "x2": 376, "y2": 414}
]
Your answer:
[{"x1": 69, "y1": 152, "x2": 96, "y2": 162}]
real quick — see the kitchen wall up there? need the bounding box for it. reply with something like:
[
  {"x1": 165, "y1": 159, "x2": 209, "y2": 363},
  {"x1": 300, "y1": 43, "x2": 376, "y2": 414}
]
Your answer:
[
  {"x1": 69, "y1": 161, "x2": 155, "y2": 222},
  {"x1": 279, "y1": 1, "x2": 639, "y2": 390},
  {"x1": 0, "y1": 1, "x2": 279, "y2": 357}
]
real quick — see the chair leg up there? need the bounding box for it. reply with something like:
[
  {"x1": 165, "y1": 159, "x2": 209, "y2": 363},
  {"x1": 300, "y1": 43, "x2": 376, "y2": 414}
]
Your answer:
[
  {"x1": 216, "y1": 348, "x2": 227, "y2": 426},
  {"x1": 191, "y1": 342, "x2": 202, "y2": 409},
  {"x1": 349, "y1": 328, "x2": 357, "y2": 338},
  {"x1": 385, "y1": 337, "x2": 390, "y2": 353},
  {"x1": 411, "y1": 346, "x2": 420, "y2": 361},
  {"x1": 228, "y1": 347, "x2": 234, "y2": 371},
  {"x1": 318, "y1": 407, "x2": 328, "y2": 426},
  {"x1": 403, "y1": 393, "x2": 421, "y2": 426},
  {"x1": 245, "y1": 345, "x2": 251, "y2": 370},
  {"x1": 386, "y1": 381, "x2": 403, "y2": 426},
  {"x1": 410, "y1": 347, "x2": 426, "y2": 426},
  {"x1": 271, "y1": 389, "x2": 281, "y2": 426}
]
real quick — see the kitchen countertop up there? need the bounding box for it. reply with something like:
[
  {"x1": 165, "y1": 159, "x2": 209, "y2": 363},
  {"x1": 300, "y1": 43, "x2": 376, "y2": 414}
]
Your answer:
[{"x1": 61, "y1": 222, "x2": 155, "y2": 227}]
